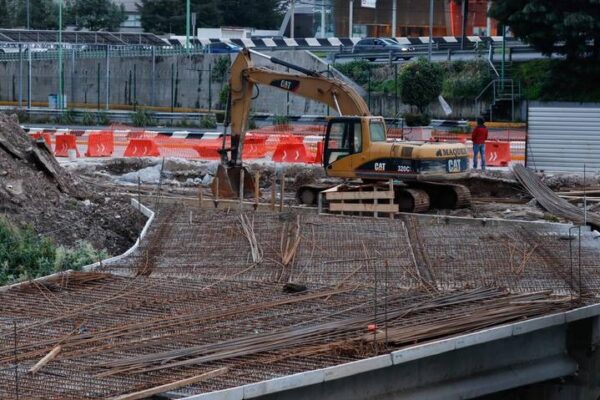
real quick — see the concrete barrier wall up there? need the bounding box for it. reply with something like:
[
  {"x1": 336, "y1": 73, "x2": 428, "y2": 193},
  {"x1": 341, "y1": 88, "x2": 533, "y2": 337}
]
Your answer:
[{"x1": 0, "y1": 50, "x2": 331, "y2": 116}]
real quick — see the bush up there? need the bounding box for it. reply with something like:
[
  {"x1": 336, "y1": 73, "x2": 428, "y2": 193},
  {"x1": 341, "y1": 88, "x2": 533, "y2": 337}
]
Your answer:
[
  {"x1": 199, "y1": 114, "x2": 217, "y2": 129},
  {"x1": 131, "y1": 108, "x2": 156, "y2": 127},
  {"x1": 399, "y1": 60, "x2": 444, "y2": 113},
  {"x1": 441, "y1": 60, "x2": 492, "y2": 101},
  {"x1": 0, "y1": 218, "x2": 107, "y2": 285},
  {"x1": 56, "y1": 109, "x2": 77, "y2": 125},
  {"x1": 82, "y1": 112, "x2": 96, "y2": 125},
  {"x1": 218, "y1": 84, "x2": 230, "y2": 110},
  {"x1": 248, "y1": 118, "x2": 257, "y2": 130},
  {"x1": 403, "y1": 112, "x2": 431, "y2": 127},
  {"x1": 96, "y1": 111, "x2": 110, "y2": 126},
  {"x1": 273, "y1": 114, "x2": 289, "y2": 126},
  {"x1": 334, "y1": 60, "x2": 371, "y2": 85}
]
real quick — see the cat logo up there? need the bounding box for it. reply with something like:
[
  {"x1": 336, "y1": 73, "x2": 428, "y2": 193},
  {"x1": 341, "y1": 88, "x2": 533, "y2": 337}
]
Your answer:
[
  {"x1": 270, "y1": 79, "x2": 300, "y2": 92},
  {"x1": 374, "y1": 162, "x2": 386, "y2": 171}
]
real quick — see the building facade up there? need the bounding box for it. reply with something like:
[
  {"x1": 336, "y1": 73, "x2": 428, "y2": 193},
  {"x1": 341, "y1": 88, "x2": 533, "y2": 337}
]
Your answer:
[{"x1": 331, "y1": 0, "x2": 497, "y2": 37}]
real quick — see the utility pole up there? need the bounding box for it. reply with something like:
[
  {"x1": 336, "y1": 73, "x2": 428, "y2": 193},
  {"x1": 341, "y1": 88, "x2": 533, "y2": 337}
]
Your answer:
[
  {"x1": 348, "y1": 0, "x2": 353, "y2": 37},
  {"x1": 391, "y1": 0, "x2": 397, "y2": 37},
  {"x1": 290, "y1": 0, "x2": 295, "y2": 39},
  {"x1": 26, "y1": 0, "x2": 30, "y2": 29},
  {"x1": 58, "y1": 0, "x2": 64, "y2": 110},
  {"x1": 321, "y1": 1, "x2": 326, "y2": 38},
  {"x1": 185, "y1": 0, "x2": 190, "y2": 53},
  {"x1": 428, "y1": 0, "x2": 433, "y2": 62}
]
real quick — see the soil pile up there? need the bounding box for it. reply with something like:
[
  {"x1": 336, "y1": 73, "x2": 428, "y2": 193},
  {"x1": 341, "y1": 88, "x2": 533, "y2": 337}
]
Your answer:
[{"x1": 0, "y1": 113, "x2": 145, "y2": 255}]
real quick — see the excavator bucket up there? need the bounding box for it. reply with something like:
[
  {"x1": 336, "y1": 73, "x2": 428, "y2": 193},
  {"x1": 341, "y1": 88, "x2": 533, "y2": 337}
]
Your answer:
[{"x1": 211, "y1": 164, "x2": 256, "y2": 199}]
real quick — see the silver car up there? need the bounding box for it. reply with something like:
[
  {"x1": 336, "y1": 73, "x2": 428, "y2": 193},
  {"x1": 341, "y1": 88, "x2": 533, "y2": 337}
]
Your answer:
[{"x1": 352, "y1": 37, "x2": 414, "y2": 61}]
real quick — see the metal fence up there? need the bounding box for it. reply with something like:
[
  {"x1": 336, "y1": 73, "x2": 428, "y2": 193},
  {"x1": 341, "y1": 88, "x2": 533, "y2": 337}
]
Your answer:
[{"x1": 527, "y1": 105, "x2": 600, "y2": 173}]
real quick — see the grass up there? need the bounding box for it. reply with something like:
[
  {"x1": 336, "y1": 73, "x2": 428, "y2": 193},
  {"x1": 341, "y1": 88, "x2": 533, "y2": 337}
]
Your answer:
[{"x1": 0, "y1": 217, "x2": 107, "y2": 285}]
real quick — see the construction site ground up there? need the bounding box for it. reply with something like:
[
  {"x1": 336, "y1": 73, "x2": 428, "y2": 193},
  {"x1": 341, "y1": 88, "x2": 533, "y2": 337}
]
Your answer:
[
  {"x1": 1, "y1": 189, "x2": 600, "y2": 398},
  {"x1": 2, "y1": 119, "x2": 600, "y2": 399}
]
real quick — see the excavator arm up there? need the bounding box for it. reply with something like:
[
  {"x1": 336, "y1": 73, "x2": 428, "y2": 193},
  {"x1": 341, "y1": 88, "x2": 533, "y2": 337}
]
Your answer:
[{"x1": 226, "y1": 49, "x2": 370, "y2": 166}]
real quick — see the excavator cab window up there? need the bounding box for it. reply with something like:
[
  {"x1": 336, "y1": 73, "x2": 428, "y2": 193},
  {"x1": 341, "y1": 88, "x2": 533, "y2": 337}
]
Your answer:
[
  {"x1": 325, "y1": 119, "x2": 361, "y2": 166},
  {"x1": 370, "y1": 120, "x2": 387, "y2": 142}
]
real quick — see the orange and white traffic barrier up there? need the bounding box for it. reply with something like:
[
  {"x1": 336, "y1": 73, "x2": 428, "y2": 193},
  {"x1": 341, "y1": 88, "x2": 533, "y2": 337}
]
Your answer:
[
  {"x1": 272, "y1": 142, "x2": 311, "y2": 163},
  {"x1": 124, "y1": 138, "x2": 160, "y2": 157},
  {"x1": 85, "y1": 131, "x2": 114, "y2": 157},
  {"x1": 54, "y1": 134, "x2": 80, "y2": 158},
  {"x1": 485, "y1": 141, "x2": 511, "y2": 167}
]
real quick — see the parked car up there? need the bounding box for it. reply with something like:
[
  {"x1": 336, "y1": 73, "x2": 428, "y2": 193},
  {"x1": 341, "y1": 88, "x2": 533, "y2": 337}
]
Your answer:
[
  {"x1": 352, "y1": 37, "x2": 414, "y2": 61},
  {"x1": 203, "y1": 42, "x2": 242, "y2": 54}
]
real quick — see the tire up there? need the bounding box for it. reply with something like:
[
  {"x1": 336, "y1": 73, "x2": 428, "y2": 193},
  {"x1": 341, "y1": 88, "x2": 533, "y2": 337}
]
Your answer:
[
  {"x1": 403, "y1": 56, "x2": 411, "y2": 60},
  {"x1": 367, "y1": 57, "x2": 376, "y2": 62}
]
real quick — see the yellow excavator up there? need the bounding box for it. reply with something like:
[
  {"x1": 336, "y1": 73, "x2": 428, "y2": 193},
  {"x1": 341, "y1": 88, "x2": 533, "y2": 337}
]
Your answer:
[{"x1": 213, "y1": 48, "x2": 471, "y2": 212}]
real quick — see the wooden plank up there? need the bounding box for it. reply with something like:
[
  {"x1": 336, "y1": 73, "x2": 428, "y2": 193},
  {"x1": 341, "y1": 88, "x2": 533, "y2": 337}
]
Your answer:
[
  {"x1": 107, "y1": 367, "x2": 229, "y2": 400},
  {"x1": 29, "y1": 345, "x2": 62, "y2": 374},
  {"x1": 329, "y1": 203, "x2": 398, "y2": 213},
  {"x1": 326, "y1": 190, "x2": 394, "y2": 201}
]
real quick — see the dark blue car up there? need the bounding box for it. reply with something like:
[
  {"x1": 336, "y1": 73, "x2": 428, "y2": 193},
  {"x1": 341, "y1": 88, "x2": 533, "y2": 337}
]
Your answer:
[{"x1": 203, "y1": 42, "x2": 242, "y2": 54}]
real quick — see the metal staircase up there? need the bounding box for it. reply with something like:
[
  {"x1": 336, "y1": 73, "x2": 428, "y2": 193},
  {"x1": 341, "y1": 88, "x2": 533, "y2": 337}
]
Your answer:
[{"x1": 475, "y1": 48, "x2": 522, "y2": 121}]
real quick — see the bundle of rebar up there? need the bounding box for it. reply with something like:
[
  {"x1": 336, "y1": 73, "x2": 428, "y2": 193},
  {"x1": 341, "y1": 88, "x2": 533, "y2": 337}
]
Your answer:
[
  {"x1": 513, "y1": 164, "x2": 600, "y2": 229},
  {"x1": 95, "y1": 287, "x2": 569, "y2": 376}
]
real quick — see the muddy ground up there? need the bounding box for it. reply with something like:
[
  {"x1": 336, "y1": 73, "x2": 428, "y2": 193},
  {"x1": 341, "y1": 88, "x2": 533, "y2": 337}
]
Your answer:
[
  {"x1": 61, "y1": 155, "x2": 600, "y2": 226},
  {"x1": 0, "y1": 114, "x2": 145, "y2": 255}
]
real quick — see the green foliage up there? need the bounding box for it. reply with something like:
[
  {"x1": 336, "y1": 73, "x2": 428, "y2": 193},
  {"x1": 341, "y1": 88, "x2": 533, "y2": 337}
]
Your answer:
[
  {"x1": 199, "y1": 114, "x2": 217, "y2": 129},
  {"x1": 403, "y1": 112, "x2": 431, "y2": 127},
  {"x1": 273, "y1": 114, "x2": 289, "y2": 126},
  {"x1": 212, "y1": 57, "x2": 231, "y2": 82},
  {"x1": 96, "y1": 111, "x2": 110, "y2": 126},
  {"x1": 514, "y1": 59, "x2": 600, "y2": 101},
  {"x1": 441, "y1": 60, "x2": 492, "y2": 101},
  {"x1": 138, "y1": 0, "x2": 283, "y2": 35},
  {"x1": 56, "y1": 109, "x2": 77, "y2": 125},
  {"x1": 399, "y1": 60, "x2": 444, "y2": 113},
  {"x1": 64, "y1": 0, "x2": 126, "y2": 31},
  {"x1": 489, "y1": 0, "x2": 600, "y2": 60},
  {"x1": 3, "y1": 0, "x2": 59, "y2": 29},
  {"x1": 333, "y1": 60, "x2": 371, "y2": 86},
  {"x1": 131, "y1": 108, "x2": 156, "y2": 127},
  {"x1": 0, "y1": 218, "x2": 107, "y2": 285},
  {"x1": 82, "y1": 112, "x2": 96, "y2": 126},
  {"x1": 218, "y1": 84, "x2": 230, "y2": 109},
  {"x1": 248, "y1": 118, "x2": 257, "y2": 130}
]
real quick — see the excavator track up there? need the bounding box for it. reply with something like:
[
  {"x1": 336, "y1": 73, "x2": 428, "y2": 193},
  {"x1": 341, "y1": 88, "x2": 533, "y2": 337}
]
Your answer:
[
  {"x1": 395, "y1": 188, "x2": 430, "y2": 213},
  {"x1": 409, "y1": 181, "x2": 472, "y2": 210}
]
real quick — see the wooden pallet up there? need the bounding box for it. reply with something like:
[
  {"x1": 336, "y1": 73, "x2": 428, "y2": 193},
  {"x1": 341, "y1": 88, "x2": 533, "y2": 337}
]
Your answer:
[{"x1": 321, "y1": 181, "x2": 398, "y2": 218}]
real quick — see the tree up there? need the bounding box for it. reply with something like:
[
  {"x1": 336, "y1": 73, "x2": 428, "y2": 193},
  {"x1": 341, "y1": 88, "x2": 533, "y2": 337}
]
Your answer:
[
  {"x1": 489, "y1": 0, "x2": 600, "y2": 60},
  {"x1": 138, "y1": 0, "x2": 284, "y2": 34},
  {"x1": 65, "y1": 0, "x2": 126, "y2": 31},
  {"x1": 4, "y1": 0, "x2": 59, "y2": 29},
  {"x1": 218, "y1": 0, "x2": 285, "y2": 29},
  {"x1": 138, "y1": 0, "x2": 221, "y2": 35},
  {"x1": 399, "y1": 60, "x2": 444, "y2": 114}
]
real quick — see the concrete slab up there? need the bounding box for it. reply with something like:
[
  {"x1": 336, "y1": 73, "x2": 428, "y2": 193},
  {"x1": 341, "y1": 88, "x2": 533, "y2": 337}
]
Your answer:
[
  {"x1": 183, "y1": 387, "x2": 244, "y2": 400},
  {"x1": 454, "y1": 325, "x2": 513, "y2": 349},
  {"x1": 322, "y1": 354, "x2": 392, "y2": 382},
  {"x1": 243, "y1": 369, "x2": 324, "y2": 399},
  {"x1": 392, "y1": 338, "x2": 455, "y2": 365},
  {"x1": 512, "y1": 313, "x2": 566, "y2": 336}
]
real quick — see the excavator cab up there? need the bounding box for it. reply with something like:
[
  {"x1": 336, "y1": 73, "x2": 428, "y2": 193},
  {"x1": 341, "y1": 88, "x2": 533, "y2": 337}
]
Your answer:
[{"x1": 323, "y1": 116, "x2": 386, "y2": 177}]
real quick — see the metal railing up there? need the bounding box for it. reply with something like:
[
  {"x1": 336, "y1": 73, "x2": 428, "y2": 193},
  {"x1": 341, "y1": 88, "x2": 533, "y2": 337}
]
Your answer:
[{"x1": 475, "y1": 78, "x2": 522, "y2": 121}]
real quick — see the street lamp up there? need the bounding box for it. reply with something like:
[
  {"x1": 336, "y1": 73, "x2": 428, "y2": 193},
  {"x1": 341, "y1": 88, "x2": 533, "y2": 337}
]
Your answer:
[
  {"x1": 185, "y1": 0, "x2": 190, "y2": 53},
  {"x1": 58, "y1": 0, "x2": 64, "y2": 110},
  {"x1": 428, "y1": 0, "x2": 433, "y2": 62}
]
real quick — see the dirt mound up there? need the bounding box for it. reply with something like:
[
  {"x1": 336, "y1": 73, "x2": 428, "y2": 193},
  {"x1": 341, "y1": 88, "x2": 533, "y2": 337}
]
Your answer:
[{"x1": 0, "y1": 113, "x2": 144, "y2": 255}]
